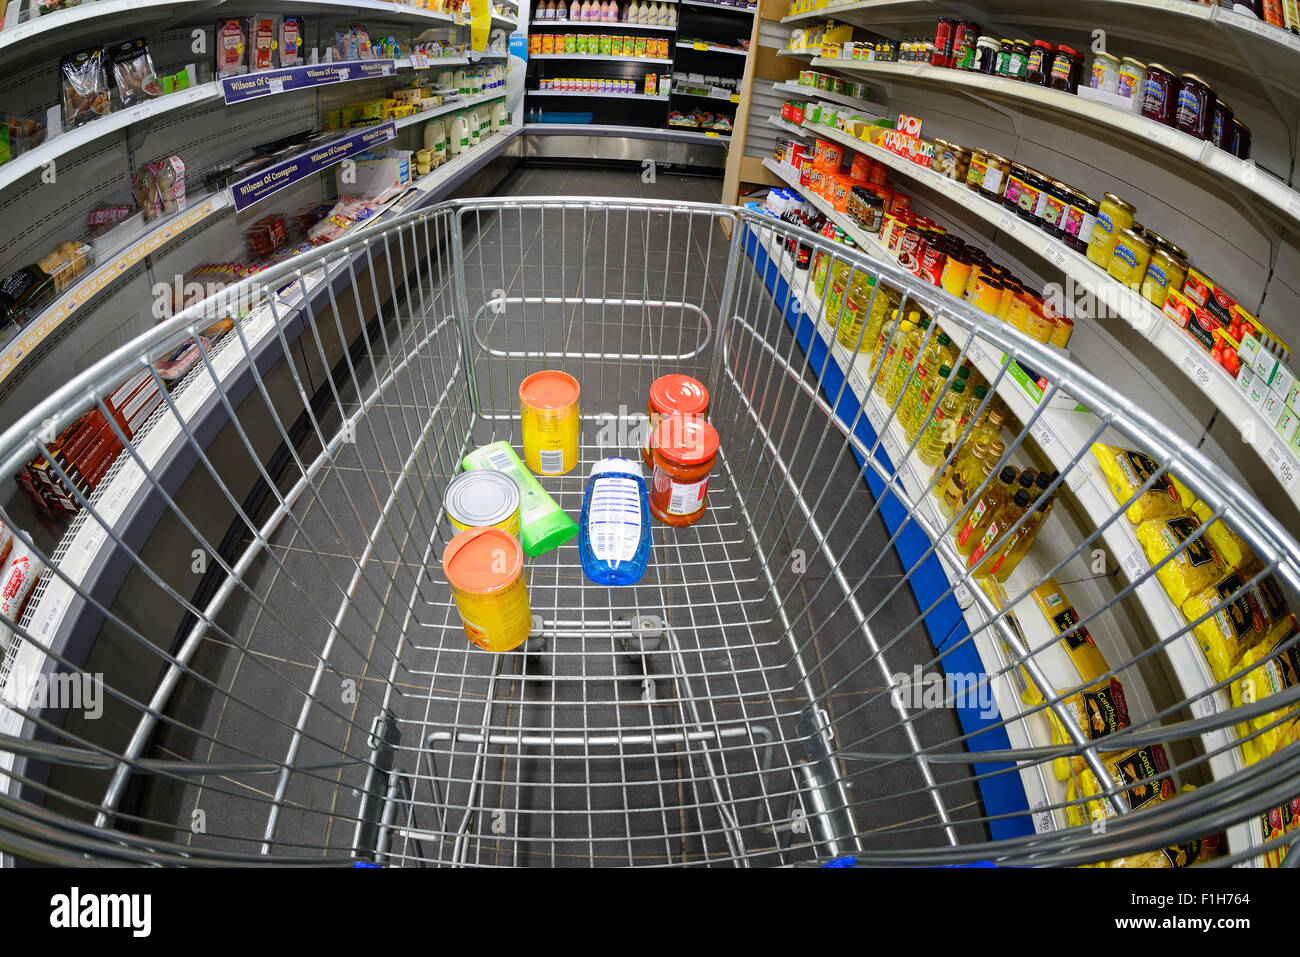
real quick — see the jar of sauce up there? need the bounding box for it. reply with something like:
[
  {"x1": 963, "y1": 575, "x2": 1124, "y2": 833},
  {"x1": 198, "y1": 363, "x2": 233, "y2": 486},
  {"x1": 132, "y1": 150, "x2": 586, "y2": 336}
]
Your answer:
[
  {"x1": 933, "y1": 17, "x2": 956, "y2": 68},
  {"x1": 1002, "y1": 163, "x2": 1030, "y2": 212},
  {"x1": 1041, "y1": 181, "x2": 1072, "y2": 235},
  {"x1": 1108, "y1": 227, "x2": 1153, "y2": 288},
  {"x1": 643, "y1": 375, "x2": 710, "y2": 468},
  {"x1": 1140, "y1": 63, "x2": 1178, "y2": 126},
  {"x1": 953, "y1": 21, "x2": 980, "y2": 69},
  {"x1": 850, "y1": 187, "x2": 885, "y2": 233},
  {"x1": 1026, "y1": 39, "x2": 1055, "y2": 84},
  {"x1": 1230, "y1": 118, "x2": 1251, "y2": 159},
  {"x1": 974, "y1": 35, "x2": 999, "y2": 74},
  {"x1": 1140, "y1": 246, "x2": 1188, "y2": 308},
  {"x1": 1210, "y1": 99, "x2": 1234, "y2": 150},
  {"x1": 1087, "y1": 192, "x2": 1136, "y2": 268},
  {"x1": 648, "y1": 414, "x2": 719, "y2": 526},
  {"x1": 1062, "y1": 189, "x2": 1098, "y2": 253},
  {"x1": 1175, "y1": 74, "x2": 1216, "y2": 139},
  {"x1": 1117, "y1": 57, "x2": 1147, "y2": 101},
  {"x1": 981, "y1": 152, "x2": 1011, "y2": 200},
  {"x1": 1048, "y1": 45, "x2": 1082, "y2": 94},
  {"x1": 1144, "y1": 230, "x2": 1187, "y2": 264},
  {"x1": 1090, "y1": 51, "x2": 1120, "y2": 93},
  {"x1": 1009, "y1": 39, "x2": 1032, "y2": 79}
]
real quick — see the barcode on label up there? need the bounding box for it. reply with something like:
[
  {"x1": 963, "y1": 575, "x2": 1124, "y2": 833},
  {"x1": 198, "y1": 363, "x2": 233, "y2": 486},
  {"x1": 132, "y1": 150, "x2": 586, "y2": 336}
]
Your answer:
[
  {"x1": 539, "y1": 449, "x2": 564, "y2": 474},
  {"x1": 667, "y1": 477, "x2": 707, "y2": 515},
  {"x1": 1122, "y1": 549, "x2": 1145, "y2": 582},
  {"x1": 487, "y1": 451, "x2": 514, "y2": 471},
  {"x1": 1191, "y1": 695, "x2": 1217, "y2": 719}
]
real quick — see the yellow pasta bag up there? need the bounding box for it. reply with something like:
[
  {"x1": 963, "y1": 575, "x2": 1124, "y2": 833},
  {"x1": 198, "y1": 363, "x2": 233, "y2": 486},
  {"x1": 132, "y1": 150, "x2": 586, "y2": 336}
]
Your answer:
[
  {"x1": 1230, "y1": 615, "x2": 1300, "y2": 765},
  {"x1": 1259, "y1": 791, "x2": 1300, "y2": 868},
  {"x1": 1187, "y1": 498, "x2": 1254, "y2": 570},
  {"x1": 1066, "y1": 744, "x2": 1175, "y2": 826},
  {"x1": 1092, "y1": 442, "x2": 1191, "y2": 524},
  {"x1": 1048, "y1": 677, "x2": 1131, "y2": 781},
  {"x1": 1135, "y1": 515, "x2": 1224, "y2": 606},
  {"x1": 1100, "y1": 785, "x2": 1222, "y2": 868},
  {"x1": 1182, "y1": 568, "x2": 1277, "y2": 683}
]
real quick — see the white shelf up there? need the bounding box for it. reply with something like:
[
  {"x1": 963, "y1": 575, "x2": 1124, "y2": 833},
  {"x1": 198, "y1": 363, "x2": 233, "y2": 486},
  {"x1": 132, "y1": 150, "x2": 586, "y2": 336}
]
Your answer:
[
  {"x1": 775, "y1": 48, "x2": 815, "y2": 59},
  {"x1": 681, "y1": 0, "x2": 756, "y2": 12},
  {"x1": 531, "y1": 89, "x2": 668, "y2": 100},
  {"x1": 672, "y1": 88, "x2": 739, "y2": 102},
  {"x1": 523, "y1": 122, "x2": 729, "y2": 144},
  {"x1": 529, "y1": 53, "x2": 673, "y2": 64},
  {"x1": 767, "y1": 114, "x2": 811, "y2": 138},
  {"x1": 811, "y1": 56, "x2": 1300, "y2": 233},
  {"x1": 676, "y1": 40, "x2": 748, "y2": 55},
  {"x1": 393, "y1": 88, "x2": 508, "y2": 128},
  {"x1": 760, "y1": 151, "x2": 1263, "y2": 861},
  {"x1": 771, "y1": 79, "x2": 878, "y2": 116},
  {"x1": 800, "y1": 117, "x2": 1300, "y2": 507},
  {"x1": 531, "y1": 18, "x2": 679, "y2": 31}
]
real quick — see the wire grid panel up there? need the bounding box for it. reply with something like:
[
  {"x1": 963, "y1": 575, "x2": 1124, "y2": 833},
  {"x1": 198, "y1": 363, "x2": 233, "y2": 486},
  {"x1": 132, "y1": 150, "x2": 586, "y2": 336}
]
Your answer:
[{"x1": 0, "y1": 198, "x2": 1295, "y2": 867}]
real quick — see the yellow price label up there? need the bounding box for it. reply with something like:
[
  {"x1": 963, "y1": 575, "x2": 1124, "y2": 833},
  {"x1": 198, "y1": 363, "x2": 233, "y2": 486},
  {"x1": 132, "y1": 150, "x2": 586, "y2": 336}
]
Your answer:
[
  {"x1": 694, "y1": 41, "x2": 708, "y2": 50},
  {"x1": 706, "y1": 131, "x2": 720, "y2": 138},
  {"x1": 730, "y1": 93, "x2": 740, "y2": 103}
]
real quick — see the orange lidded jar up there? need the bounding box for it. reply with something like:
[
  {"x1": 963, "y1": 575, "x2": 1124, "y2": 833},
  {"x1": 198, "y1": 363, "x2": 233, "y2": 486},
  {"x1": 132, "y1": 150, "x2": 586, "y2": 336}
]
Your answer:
[
  {"x1": 649, "y1": 414, "x2": 720, "y2": 526},
  {"x1": 643, "y1": 374, "x2": 709, "y2": 467}
]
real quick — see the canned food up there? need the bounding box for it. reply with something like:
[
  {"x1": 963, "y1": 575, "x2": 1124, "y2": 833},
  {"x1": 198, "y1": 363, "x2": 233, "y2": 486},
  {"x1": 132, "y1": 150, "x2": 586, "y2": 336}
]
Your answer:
[
  {"x1": 520, "y1": 370, "x2": 581, "y2": 475},
  {"x1": 445, "y1": 469, "x2": 521, "y2": 538},
  {"x1": 443, "y1": 526, "x2": 533, "y2": 652}
]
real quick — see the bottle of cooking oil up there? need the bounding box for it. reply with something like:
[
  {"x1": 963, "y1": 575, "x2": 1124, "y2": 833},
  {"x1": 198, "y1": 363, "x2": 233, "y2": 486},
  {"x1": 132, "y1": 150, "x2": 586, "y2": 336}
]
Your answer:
[
  {"x1": 872, "y1": 314, "x2": 917, "y2": 397},
  {"x1": 940, "y1": 439, "x2": 990, "y2": 518},
  {"x1": 989, "y1": 484, "x2": 1053, "y2": 582},
  {"x1": 884, "y1": 317, "x2": 929, "y2": 405},
  {"x1": 934, "y1": 405, "x2": 1002, "y2": 500},
  {"x1": 867, "y1": 309, "x2": 902, "y2": 382},
  {"x1": 823, "y1": 261, "x2": 855, "y2": 326},
  {"x1": 955, "y1": 464, "x2": 1018, "y2": 555},
  {"x1": 919, "y1": 375, "x2": 966, "y2": 467},
  {"x1": 963, "y1": 383, "x2": 989, "y2": 431},
  {"x1": 969, "y1": 486, "x2": 1033, "y2": 574},
  {"x1": 835, "y1": 273, "x2": 878, "y2": 351},
  {"x1": 811, "y1": 249, "x2": 831, "y2": 299},
  {"x1": 901, "y1": 333, "x2": 954, "y2": 439},
  {"x1": 860, "y1": 282, "x2": 903, "y2": 359}
]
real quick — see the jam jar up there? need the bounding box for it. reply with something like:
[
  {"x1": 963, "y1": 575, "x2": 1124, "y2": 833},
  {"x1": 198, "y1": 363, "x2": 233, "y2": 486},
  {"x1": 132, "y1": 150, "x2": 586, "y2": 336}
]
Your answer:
[
  {"x1": 1210, "y1": 100, "x2": 1234, "y2": 150},
  {"x1": 1230, "y1": 118, "x2": 1252, "y2": 159},
  {"x1": 1117, "y1": 57, "x2": 1146, "y2": 101},
  {"x1": 1048, "y1": 45, "x2": 1082, "y2": 94},
  {"x1": 1026, "y1": 39, "x2": 1055, "y2": 84},
  {"x1": 974, "y1": 35, "x2": 999, "y2": 73},
  {"x1": 1009, "y1": 39, "x2": 1032, "y2": 79},
  {"x1": 1016, "y1": 169, "x2": 1048, "y2": 224},
  {"x1": 994, "y1": 38, "x2": 1015, "y2": 76},
  {"x1": 1140, "y1": 63, "x2": 1178, "y2": 126},
  {"x1": 1061, "y1": 189, "x2": 1099, "y2": 253},
  {"x1": 1040, "y1": 180, "x2": 1072, "y2": 236},
  {"x1": 1175, "y1": 73, "x2": 1216, "y2": 139},
  {"x1": 1090, "y1": 51, "x2": 1120, "y2": 93},
  {"x1": 1002, "y1": 163, "x2": 1030, "y2": 212}
]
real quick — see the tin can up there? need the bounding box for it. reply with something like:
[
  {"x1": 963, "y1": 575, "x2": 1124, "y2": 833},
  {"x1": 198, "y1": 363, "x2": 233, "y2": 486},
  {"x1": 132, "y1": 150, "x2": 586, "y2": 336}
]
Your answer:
[
  {"x1": 443, "y1": 527, "x2": 532, "y2": 652},
  {"x1": 520, "y1": 370, "x2": 581, "y2": 475},
  {"x1": 445, "y1": 470, "x2": 522, "y2": 538}
]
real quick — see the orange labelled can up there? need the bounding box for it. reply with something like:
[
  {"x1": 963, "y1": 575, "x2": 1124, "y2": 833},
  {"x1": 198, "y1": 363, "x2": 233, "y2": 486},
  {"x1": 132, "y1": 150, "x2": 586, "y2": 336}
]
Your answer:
[
  {"x1": 443, "y1": 526, "x2": 532, "y2": 652},
  {"x1": 520, "y1": 370, "x2": 580, "y2": 475}
]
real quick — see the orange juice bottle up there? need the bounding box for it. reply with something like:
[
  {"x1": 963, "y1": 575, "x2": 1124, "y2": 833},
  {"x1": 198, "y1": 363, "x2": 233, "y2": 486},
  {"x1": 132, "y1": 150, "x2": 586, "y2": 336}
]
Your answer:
[{"x1": 955, "y1": 465, "x2": 1018, "y2": 556}]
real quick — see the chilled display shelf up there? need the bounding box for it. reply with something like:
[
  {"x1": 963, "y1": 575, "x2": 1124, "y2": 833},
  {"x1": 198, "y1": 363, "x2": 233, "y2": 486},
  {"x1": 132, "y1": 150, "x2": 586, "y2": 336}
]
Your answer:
[
  {"x1": 529, "y1": 52, "x2": 673, "y2": 63},
  {"x1": 771, "y1": 79, "x2": 879, "y2": 116},
  {"x1": 523, "y1": 122, "x2": 730, "y2": 145},
  {"x1": 761, "y1": 152, "x2": 1262, "y2": 860},
  {"x1": 676, "y1": 39, "x2": 747, "y2": 54},
  {"x1": 810, "y1": 57, "x2": 1300, "y2": 232},
  {"x1": 530, "y1": 89, "x2": 669, "y2": 100},
  {"x1": 0, "y1": 123, "x2": 524, "y2": 777},
  {"x1": 799, "y1": 117, "x2": 1300, "y2": 506},
  {"x1": 531, "y1": 19, "x2": 679, "y2": 31},
  {"x1": 393, "y1": 89, "x2": 507, "y2": 128}
]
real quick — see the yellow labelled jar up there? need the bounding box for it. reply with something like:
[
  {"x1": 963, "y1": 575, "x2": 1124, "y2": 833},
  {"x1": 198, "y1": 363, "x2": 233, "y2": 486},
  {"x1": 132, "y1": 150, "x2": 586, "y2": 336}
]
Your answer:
[
  {"x1": 520, "y1": 370, "x2": 581, "y2": 475},
  {"x1": 445, "y1": 470, "x2": 522, "y2": 539},
  {"x1": 1140, "y1": 245, "x2": 1188, "y2": 308},
  {"x1": 941, "y1": 253, "x2": 972, "y2": 298},
  {"x1": 1005, "y1": 292, "x2": 1037, "y2": 334},
  {"x1": 443, "y1": 526, "x2": 533, "y2": 652},
  {"x1": 1086, "y1": 192, "x2": 1137, "y2": 267},
  {"x1": 995, "y1": 282, "x2": 1020, "y2": 323},
  {"x1": 1108, "y1": 226, "x2": 1153, "y2": 288},
  {"x1": 969, "y1": 273, "x2": 1005, "y2": 314},
  {"x1": 1025, "y1": 300, "x2": 1055, "y2": 344},
  {"x1": 1050, "y1": 314, "x2": 1074, "y2": 348}
]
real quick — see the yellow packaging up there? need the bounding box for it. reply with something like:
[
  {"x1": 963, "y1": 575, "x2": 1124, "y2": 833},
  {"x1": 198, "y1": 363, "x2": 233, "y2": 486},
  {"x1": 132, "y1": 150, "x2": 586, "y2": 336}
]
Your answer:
[
  {"x1": 1186, "y1": 499, "x2": 1254, "y2": 570},
  {"x1": 1065, "y1": 744, "x2": 1175, "y2": 827},
  {"x1": 1092, "y1": 442, "x2": 1191, "y2": 524},
  {"x1": 519, "y1": 370, "x2": 580, "y2": 475},
  {"x1": 1230, "y1": 615, "x2": 1300, "y2": 765},
  {"x1": 1047, "y1": 676, "x2": 1130, "y2": 781},
  {"x1": 978, "y1": 577, "x2": 1040, "y2": 705},
  {"x1": 1031, "y1": 578, "x2": 1109, "y2": 683},
  {"x1": 1135, "y1": 515, "x2": 1224, "y2": 606},
  {"x1": 1103, "y1": 787, "x2": 1220, "y2": 867},
  {"x1": 1182, "y1": 568, "x2": 1283, "y2": 683},
  {"x1": 442, "y1": 527, "x2": 533, "y2": 652}
]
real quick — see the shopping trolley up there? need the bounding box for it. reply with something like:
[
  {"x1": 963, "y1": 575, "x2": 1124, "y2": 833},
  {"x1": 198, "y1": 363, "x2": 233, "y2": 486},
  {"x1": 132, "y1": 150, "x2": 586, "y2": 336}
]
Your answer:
[{"x1": 0, "y1": 197, "x2": 1297, "y2": 867}]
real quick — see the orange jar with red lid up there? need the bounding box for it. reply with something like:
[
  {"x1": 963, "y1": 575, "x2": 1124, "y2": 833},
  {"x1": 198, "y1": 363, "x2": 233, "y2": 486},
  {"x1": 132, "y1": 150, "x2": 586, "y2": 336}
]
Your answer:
[
  {"x1": 649, "y1": 414, "x2": 720, "y2": 526},
  {"x1": 643, "y1": 374, "x2": 710, "y2": 467}
]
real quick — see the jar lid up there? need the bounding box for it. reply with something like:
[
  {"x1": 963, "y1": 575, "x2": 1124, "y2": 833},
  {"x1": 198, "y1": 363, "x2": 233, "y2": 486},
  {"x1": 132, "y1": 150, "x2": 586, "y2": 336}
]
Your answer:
[
  {"x1": 985, "y1": 151, "x2": 1011, "y2": 164},
  {"x1": 652, "y1": 414, "x2": 719, "y2": 466},
  {"x1": 1146, "y1": 62, "x2": 1174, "y2": 75},
  {"x1": 442, "y1": 526, "x2": 523, "y2": 595},
  {"x1": 1119, "y1": 225, "x2": 1151, "y2": 247},
  {"x1": 520, "y1": 370, "x2": 580, "y2": 409},
  {"x1": 1182, "y1": 73, "x2": 1216, "y2": 93},
  {"x1": 1150, "y1": 245, "x2": 1188, "y2": 268},
  {"x1": 649, "y1": 374, "x2": 709, "y2": 415},
  {"x1": 1120, "y1": 56, "x2": 1147, "y2": 69},
  {"x1": 1094, "y1": 51, "x2": 1119, "y2": 62},
  {"x1": 1056, "y1": 44, "x2": 1080, "y2": 58},
  {"x1": 977, "y1": 35, "x2": 997, "y2": 43},
  {"x1": 1032, "y1": 39, "x2": 1055, "y2": 50},
  {"x1": 1102, "y1": 192, "x2": 1136, "y2": 212},
  {"x1": 1233, "y1": 117, "x2": 1251, "y2": 133},
  {"x1": 445, "y1": 470, "x2": 521, "y2": 529},
  {"x1": 1013, "y1": 38, "x2": 1031, "y2": 47}
]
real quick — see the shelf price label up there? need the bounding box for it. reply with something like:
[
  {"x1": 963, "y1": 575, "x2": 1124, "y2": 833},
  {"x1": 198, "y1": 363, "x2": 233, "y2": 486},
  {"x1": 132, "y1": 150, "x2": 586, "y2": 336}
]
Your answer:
[
  {"x1": 412, "y1": 53, "x2": 430, "y2": 68},
  {"x1": 1031, "y1": 418, "x2": 1057, "y2": 451},
  {"x1": 1265, "y1": 438, "x2": 1298, "y2": 489},
  {"x1": 1180, "y1": 345, "x2": 1214, "y2": 390},
  {"x1": 730, "y1": 93, "x2": 740, "y2": 103},
  {"x1": 694, "y1": 41, "x2": 708, "y2": 50},
  {"x1": 998, "y1": 215, "x2": 1019, "y2": 236},
  {"x1": 1121, "y1": 548, "x2": 1146, "y2": 583},
  {"x1": 1043, "y1": 241, "x2": 1068, "y2": 269},
  {"x1": 1191, "y1": 694, "x2": 1218, "y2": 720}
]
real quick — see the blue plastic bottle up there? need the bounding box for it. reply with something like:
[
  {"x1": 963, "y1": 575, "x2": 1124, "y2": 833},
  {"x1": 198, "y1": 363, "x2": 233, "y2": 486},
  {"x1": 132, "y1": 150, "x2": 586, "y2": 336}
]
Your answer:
[{"x1": 579, "y1": 458, "x2": 651, "y2": 585}]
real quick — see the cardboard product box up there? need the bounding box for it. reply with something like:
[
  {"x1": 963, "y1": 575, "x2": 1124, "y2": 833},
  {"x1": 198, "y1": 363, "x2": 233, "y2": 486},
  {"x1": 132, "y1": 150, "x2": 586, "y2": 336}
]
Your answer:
[{"x1": 1277, "y1": 408, "x2": 1300, "y2": 446}]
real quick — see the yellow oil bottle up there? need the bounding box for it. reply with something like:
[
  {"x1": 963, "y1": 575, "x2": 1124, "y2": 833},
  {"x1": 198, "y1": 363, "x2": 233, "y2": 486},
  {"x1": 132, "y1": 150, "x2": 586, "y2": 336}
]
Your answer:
[
  {"x1": 969, "y1": 486, "x2": 1034, "y2": 574},
  {"x1": 955, "y1": 464, "x2": 1018, "y2": 556},
  {"x1": 919, "y1": 375, "x2": 967, "y2": 468}
]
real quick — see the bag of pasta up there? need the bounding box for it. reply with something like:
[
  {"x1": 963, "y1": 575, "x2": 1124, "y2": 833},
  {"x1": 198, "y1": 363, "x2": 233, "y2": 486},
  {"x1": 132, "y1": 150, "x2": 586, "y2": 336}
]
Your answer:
[
  {"x1": 1104, "y1": 785, "x2": 1221, "y2": 868},
  {"x1": 1186, "y1": 499, "x2": 1254, "y2": 571},
  {"x1": 1230, "y1": 615, "x2": 1300, "y2": 765},
  {"x1": 1065, "y1": 744, "x2": 1175, "y2": 828},
  {"x1": 1048, "y1": 677, "x2": 1130, "y2": 782},
  {"x1": 1135, "y1": 515, "x2": 1224, "y2": 606},
  {"x1": 1092, "y1": 442, "x2": 1191, "y2": 525},
  {"x1": 1183, "y1": 568, "x2": 1286, "y2": 683}
]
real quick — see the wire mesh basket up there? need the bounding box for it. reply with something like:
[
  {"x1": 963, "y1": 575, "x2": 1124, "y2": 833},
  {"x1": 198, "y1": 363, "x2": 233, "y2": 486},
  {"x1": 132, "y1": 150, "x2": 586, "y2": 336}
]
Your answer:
[{"x1": 0, "y1": 196, "x2": 1297, "y2": 867}]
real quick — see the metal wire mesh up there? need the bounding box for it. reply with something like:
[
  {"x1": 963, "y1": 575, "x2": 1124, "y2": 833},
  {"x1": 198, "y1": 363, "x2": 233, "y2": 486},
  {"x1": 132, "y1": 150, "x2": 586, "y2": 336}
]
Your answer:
[{"x1": 0, "y1": 196, "x2": 1296, "y2": 867}]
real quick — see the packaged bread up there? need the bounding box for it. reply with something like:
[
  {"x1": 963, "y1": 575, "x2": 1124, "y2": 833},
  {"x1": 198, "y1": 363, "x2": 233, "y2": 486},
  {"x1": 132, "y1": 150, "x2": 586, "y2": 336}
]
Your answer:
[
  {"x1": 1183, "y1": 568, "x2": 1285, "y2": 683},
  {"x1": 1230, "y1": 615, "x2": 1300, "y2": 765},
  {"x1": 1135, "y1": 515, "x2": 1224, "y2": 606},
  {"x1": 1186, "y1": 498, "x2": 1254, "y2": 570},
  {"x1": 1092, "y1": 442, "x2": 1192, "y2": 524}
]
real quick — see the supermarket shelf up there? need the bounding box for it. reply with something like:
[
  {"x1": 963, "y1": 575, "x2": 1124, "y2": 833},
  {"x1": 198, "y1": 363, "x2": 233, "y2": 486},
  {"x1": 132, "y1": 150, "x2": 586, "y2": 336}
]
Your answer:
[
  {"x1": 528, "y1": 53, "x2": 673, "y2": 64},
  {"x1": 681, "y1": 0, "x2": 756, "y2": 13},
  {"x1": 800, "y1": 116, "x2": 1300, "y2": 506},
  {"x1": 0, "y1": 192, "x2": 231, "y2": 390},
  {"x1": 531, "y1": 18, "x2": 680, "y2": 31},
  {"x1": 664, "y1": 127, "x2": 731, "y2": 144},
  {"x1": 393, "y1": 89, "x2": 507, "y2": 129},
  {"x1": 523, "y1": 122, "x2": 730, "y2": 145},
  {"x1": 771, "y1": 79, "x2": 879, "y2": 115},
  {"x1": 811, "y1": 57, "x2": 1300, "y2": 232},
  {"x1": 672, "y1": 88, "x2": 740, "y2": 102},
  {"x1": 492, "y1": 14, "x2": 519, "y2": 29},
  {"x1": 775, "y1": 48, "x2": 816, "y2": 59},
  {"x1": 761, "y1": 152, "x2": 1262, "y2": 859},
  {"x1": 676, "y1": 40, "x2": 747, "y2": 55},
  {"x1": 0, "y1": 123, "x2": 523, "y2": 783},
  {"x1": 530, "y1": 89, "x2": 669, "y2": 100},
  {"x1": 767, "y1": 114, "x2": 811, "y2": 138}
]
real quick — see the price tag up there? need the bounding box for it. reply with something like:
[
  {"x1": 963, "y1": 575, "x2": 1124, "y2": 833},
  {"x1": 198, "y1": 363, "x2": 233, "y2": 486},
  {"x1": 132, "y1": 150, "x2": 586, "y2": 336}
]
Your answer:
[
  {"x1": 1043, "y1": 242, "x2": 1067, "y2": 269},
  {"x1": 706, "y1": 131, "x2": 721, "y2": 138},
  {"x1": 1032, "y1": 418, "x2": 1056, "y2": 450},
  {"x1": 1031, "y1": 798, "x2": 1056, "y2": 834},
  {"x1": 129, "y1": 105, "x2": 151, "y2": 123},
  {"x1": 953, "y1": 582, "x2": 972, "y2": 607},
  {"x1": 1191, "y1": 695, "x2": 1217, "y2": 719},
  {"x1": 694, "y1": 41, "x2": 708, "y2": 50},
  {"x1": 968, "y1": 340, "x2": 987, "y2": 365},
  {"x1": 998, "y1": 215, "x2": 1019, "y2": 236},
  {"x1": 338, "y1": 68, "x2": 351, "y2": 81},
  {"x1": 268, "y1": 77, "x2": 285, "y2": 94},
  {"x1": 1265, "y1": 438, "x2": 1298, "y2": 489},
  {"x1": 412, "y1": 53, "x2": 429, "y2": 68},
  {"x1": 1180, "y1": 346, "x2": 1214, "y2": 391},
  {"x1": 1122, "y1": 548, "x2": 1145, "y2": 582},
  {"x1": 730, "y1": 93, "x2": 740, "y2": 104},
  {"x1": 1143, "y1": 122, "x2": 1176, "y2": 150}
]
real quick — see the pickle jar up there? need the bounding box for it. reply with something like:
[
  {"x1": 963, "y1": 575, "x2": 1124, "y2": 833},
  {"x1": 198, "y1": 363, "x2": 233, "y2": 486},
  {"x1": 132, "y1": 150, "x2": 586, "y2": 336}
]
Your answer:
[
  {"x1": 1002, "y1": 163, "x2": 1030, "y2": 212},
  {"x1": 966, "y1": 147, "x2": 991, "y2": 192},
  {"x1": 1108, "y1": 226, "x2": 1153, "y2": 288},
  {"x1": 1086, "y1": 192, "x2": 1136, "y2": 267},
  {"x1": 981, "y1": 152, "x2": 1011, "y2": 200}
]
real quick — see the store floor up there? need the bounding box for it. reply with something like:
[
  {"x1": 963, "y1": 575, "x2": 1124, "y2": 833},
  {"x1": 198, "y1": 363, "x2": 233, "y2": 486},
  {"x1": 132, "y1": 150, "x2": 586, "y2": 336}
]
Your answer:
[{"x1": 123, "y1": 163, "x2": 989, "y2": 865}]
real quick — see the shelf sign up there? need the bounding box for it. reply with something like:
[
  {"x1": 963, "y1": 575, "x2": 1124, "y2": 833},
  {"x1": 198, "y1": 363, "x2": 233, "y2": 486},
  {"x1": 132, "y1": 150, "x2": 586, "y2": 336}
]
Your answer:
[
  {"x1": 230, "y1": 124, "x2": 396, "y2": 212},
  {"x1": 221, "y1": 60, "x2": 397, "y2": 104}
]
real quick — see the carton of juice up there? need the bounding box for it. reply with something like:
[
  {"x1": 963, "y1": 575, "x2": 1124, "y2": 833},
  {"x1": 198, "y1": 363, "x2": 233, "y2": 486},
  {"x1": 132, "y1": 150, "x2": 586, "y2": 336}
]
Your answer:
[{"x1": 645, "y1": 73, "x2": 657, "y2": 95}]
